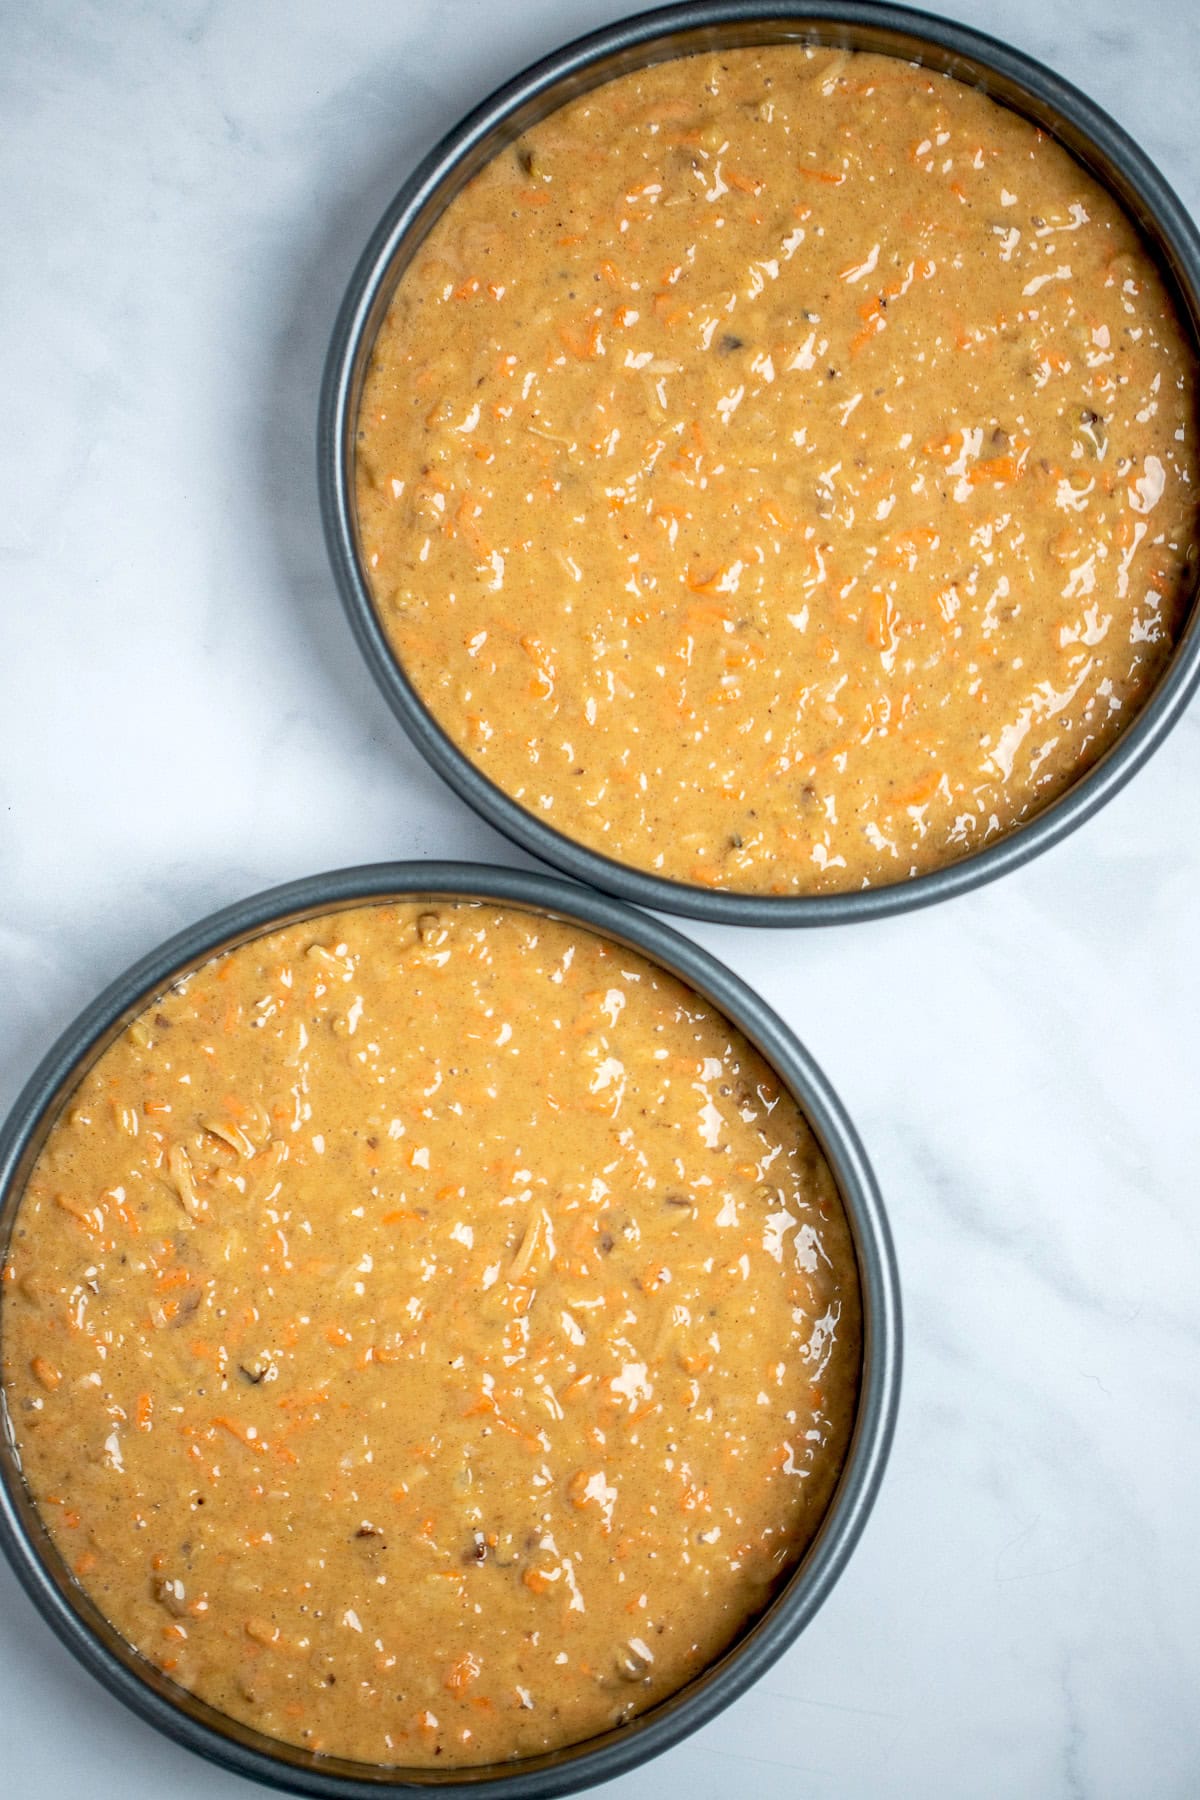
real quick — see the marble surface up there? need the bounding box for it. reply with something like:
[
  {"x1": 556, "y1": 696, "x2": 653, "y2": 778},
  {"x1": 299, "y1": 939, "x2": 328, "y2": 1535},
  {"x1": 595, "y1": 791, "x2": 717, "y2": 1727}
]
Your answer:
[{"x1": 2, "y1": 2, "x2": 1198, "y2": 1795}]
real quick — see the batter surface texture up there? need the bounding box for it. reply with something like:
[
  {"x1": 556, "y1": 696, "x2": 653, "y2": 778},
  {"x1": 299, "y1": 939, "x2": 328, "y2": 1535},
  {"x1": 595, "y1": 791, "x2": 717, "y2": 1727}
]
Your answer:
[
  {"x1": 3, "y1": 901, "x2": 859, "y2": 1765},
  {"x1": 358, "y1": 47, "x2": 1197, "y2": 893}
]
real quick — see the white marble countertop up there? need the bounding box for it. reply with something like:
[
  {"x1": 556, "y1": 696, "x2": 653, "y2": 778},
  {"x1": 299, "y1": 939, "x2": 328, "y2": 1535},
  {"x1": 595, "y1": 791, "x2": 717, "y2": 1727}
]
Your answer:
[{"x1": 2, "y1": 3, "x2": 1198, "y2": 1795}]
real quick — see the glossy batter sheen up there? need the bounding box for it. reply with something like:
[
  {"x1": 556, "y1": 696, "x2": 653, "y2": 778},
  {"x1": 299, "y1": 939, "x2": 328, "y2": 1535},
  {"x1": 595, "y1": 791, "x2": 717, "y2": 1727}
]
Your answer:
[
  {"x1": 1, "y1": 903, "x2": 859, "y2": 1766},
  {"x1": 357, "y1": 47, "x2": 1198, "y2": 894}
]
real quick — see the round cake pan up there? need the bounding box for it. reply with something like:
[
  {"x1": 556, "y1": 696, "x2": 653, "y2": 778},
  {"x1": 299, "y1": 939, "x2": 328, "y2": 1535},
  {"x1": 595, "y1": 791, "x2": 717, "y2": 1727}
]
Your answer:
[
  {"x1": 0, "y1": 862, "x2": 900, "y2": 1797},
  {"x1": 319, "y1": 0, "x2": 1200, "y2": 927}
]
